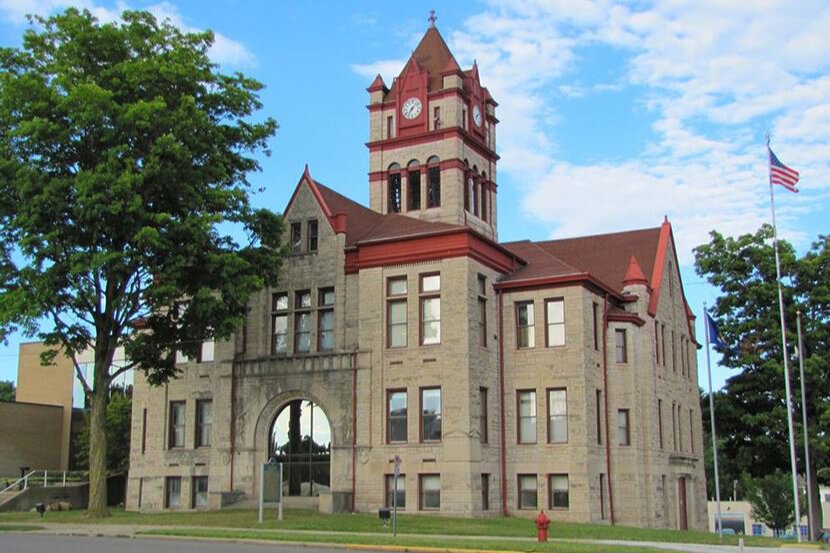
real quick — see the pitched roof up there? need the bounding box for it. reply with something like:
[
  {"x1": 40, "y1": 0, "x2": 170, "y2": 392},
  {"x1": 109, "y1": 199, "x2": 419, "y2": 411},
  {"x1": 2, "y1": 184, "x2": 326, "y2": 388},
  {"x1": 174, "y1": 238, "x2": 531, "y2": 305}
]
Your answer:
[
  {"x1": 389, "y1": 26, "x2": 458, "y2": 97},
  {"x1": 500, "y1": 227, "x2": 662, "y2": 294}
]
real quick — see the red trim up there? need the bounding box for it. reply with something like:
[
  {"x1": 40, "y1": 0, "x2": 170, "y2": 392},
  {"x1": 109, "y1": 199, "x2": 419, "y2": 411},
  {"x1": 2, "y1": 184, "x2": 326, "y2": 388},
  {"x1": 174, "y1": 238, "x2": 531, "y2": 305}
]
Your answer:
[
  {"x1": 346, "y1": 229, "x2": 521, "y2": 275},
  {"x1": 607, "y1": 311, "x2": 646, "y2": 327},
  {"x1": 494, "y1": 273, "x2": 624, "y2": 302},
  {"x1": 367, "y1": 127, "x2": 499, "y2": 162},
  {"x1": 283, "y1": 165, "x2": 337, "y2": 233},
  {"x1": 647, "y1": 219, "x2": 671, "y2": 317},
  {"x1": 369, "y1": 158, "x2": 488, "y2": 184}
]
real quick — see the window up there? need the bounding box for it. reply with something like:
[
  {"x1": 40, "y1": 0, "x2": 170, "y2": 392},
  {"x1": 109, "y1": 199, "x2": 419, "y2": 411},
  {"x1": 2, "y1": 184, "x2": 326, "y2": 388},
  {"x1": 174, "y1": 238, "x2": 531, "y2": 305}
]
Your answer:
[
  {"x1": 420, "y1": 274, "x2": 441, "y2": 345},
  {"x1": 462, "y1": 106, "x2": 468, "y2": 130},
  {"x1": 481, "y1": 474, "x2": 490, "y2": 511},
  {"x1": 427, "y1": 157, "x2": 441, "y2": 208},
  {"x1": 547, "y1": 388, "x2": 567, "y2": 443},
  {"x1": 387, "y1": 277, "x2": 407, "y2": 348},
  {"x1": 433, "y1": 106, "x2": 441, "y2": 129},
  {"x1": 386, "y1": 115, "x2": 393, "y2": 139},
  {"x1": 672, "y1": 402, "x2": 678, "y2": 450},
  {"x1": 318, "y1": 288, "x2": 334, "y2": 351},
  {"x1": 689, "y1": 408, "x2": 694, "y2": 453},
  {"x1": 599, "y1": 474, "x2": 607, "y2": 519},
  {"x1": 593, "y1": 302, "x2": 600, "y2": 350},
  {"x1": 419, "y1": 474, "x2": 440, "y2": 510},
  {"x1": 195, "y1": 399, "x2": 212, "y2": 448},
  {"x1": 515, "y1": 301, "x2": 535, "y2": 348},
  {"x1": 165, "y1": 476, "x2": 181, "y2": 508},
  {"x1": 596, "y1": 390, "x2": 603, "y2": 445},
  {"x1": 658, "y1": 399, "x2": 664, "y2": 448},
  {"x1": 618, "y1": 409, "x2": 630, "y2": 446},
  {"x1": 290, "y1": 222, "x2": 301, "y2": 253},
  {"x1": 545, "y1": 298, "x2": 565, "y2": 347},
  {"x1": 480, "y1": 180, "x2": 487, "y2": 222},
  {"x1": 517, "y1": 390, "x2": 537, "y2": 444},
  {"x1": 479, "y1": 387, "x2": 488, "y2": 444},
  {"x1": 388, "y1": 172, "x2": 402, "y2": 213},
  {"x1": 168, "y1": 401, "x2": 185, "y2": 449},
  {"x1": 386, "y1": 474, "x2": 406, "y2": 509},
  {"x1": 271, "y1": 292, "x2": 288, "y2": 354},
  {"x1": 196, "y1": 340, "x2": 214, "y2": 363},
  {"x1": 192, "y1": 476, "x2": 208, "y2": 508},
  {"x1": 463, "y1": 170, "x2": 470, "y2": 211},
  {"x1": 477, "y1": 275, "x2": 488, "y2": 347},
  {"x1": 293, "y1": 290, "x2": 312, "y2": 353},
  {"x1": 752, "y1": 524, "x2": 764, "y2": 536},
  {"x1": 387, "y1": 390, "x2": 407, "y2": 443},
  {"x1": 661, "y1": 324, "x2": 667, "y2": 367},
  {"x1": 471, "y1": 174, "x2": 479, "y2": 216},
  {"x1": 655, "y1": 321, "x2": 661, "y2": 365},
  {"x1": 672, "y1": 330, "x2": 677, "y2": 372},
  {"x1": 307, "y1": 220, "x2": 318, "y2": 252},
  {"x1": 549, "y1": 474, "x2": 569, "y2": 509},
  {"x1": 421, "y1": 387, "x2": 442, "y2": 441},
  {"x1": 141, "y1": 408, "x2": 147, "y2": 454},
  {"x1": 408, "y1": 163, "x2": 421, "y2": 210},
  {"x1": 615, "y1": 329, "x2": 627, "y2": 363},
  {"x1": 518, "y1": 474, "x2": 537, "y2": 509}
]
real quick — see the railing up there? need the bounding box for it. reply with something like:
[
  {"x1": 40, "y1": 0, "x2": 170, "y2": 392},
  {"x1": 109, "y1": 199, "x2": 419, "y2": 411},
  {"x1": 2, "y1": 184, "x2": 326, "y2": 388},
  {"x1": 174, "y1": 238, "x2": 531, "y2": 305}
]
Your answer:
[{"x1": 0, "y1": 470, "x2": 88, "y2": 495}]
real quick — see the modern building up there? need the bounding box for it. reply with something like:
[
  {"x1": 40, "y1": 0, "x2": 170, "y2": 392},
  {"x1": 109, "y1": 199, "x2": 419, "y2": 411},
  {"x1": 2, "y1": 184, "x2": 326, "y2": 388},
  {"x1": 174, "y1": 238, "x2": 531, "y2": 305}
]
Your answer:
[{"x1": 127, "y1": 22, "x2": 707, "y2": 530}]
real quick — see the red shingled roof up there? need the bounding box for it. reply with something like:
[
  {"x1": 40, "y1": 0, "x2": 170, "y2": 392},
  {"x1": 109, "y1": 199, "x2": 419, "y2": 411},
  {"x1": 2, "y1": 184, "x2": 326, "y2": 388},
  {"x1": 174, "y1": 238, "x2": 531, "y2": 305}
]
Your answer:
[
  {"x1": 501, "y1": 227, "x2": 662, "y2": 293},
  {"x1": 388, "y1": 26, "x2": 458, "y2": 97}
]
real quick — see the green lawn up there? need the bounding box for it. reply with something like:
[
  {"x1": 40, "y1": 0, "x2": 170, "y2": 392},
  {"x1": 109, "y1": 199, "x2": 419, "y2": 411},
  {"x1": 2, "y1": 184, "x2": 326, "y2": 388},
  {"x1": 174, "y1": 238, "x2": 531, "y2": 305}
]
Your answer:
[
  {"x1": 140, "y1": 527, "x2": 665, "y2": 553},
  {"x1": 0, "y1": 507, "x2": 783, "y2": 547}
]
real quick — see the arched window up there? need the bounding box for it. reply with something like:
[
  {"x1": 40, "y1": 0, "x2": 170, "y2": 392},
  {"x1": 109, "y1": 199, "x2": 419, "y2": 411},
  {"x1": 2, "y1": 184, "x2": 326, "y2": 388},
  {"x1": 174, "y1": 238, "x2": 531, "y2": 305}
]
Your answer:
[
  {"x1": 388, "y1": 163, "x2": 402, "y2": 213},
  {"x1": 427, "y1": 156, "x2": 441, "y2": 208},
  {"x1": 408, "y1": 160, "x2": 421, "y2": 210},
  {"x1": 471, "y1": 165, "x2": 479, "y2": 217},
  {"x1": 463, "y1": 160, "x2": 470, "y2": 211},
  {"x1": 480, "y1": 172, "x2": 488, "y2": 222}
]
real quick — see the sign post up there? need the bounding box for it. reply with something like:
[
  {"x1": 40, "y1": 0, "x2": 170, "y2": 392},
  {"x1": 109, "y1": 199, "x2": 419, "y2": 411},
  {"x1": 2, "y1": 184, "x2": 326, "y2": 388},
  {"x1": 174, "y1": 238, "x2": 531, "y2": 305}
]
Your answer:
[{"x1": 392, "y1": 454, "x2": 400, "y2": 537}]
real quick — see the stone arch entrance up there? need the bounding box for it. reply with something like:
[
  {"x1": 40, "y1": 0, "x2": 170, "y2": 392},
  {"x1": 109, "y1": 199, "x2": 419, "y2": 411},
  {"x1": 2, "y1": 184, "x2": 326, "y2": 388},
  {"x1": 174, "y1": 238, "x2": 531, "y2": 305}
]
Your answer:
[{"x1": 269, "y1": 399, "x2": 331, "y2": 497}]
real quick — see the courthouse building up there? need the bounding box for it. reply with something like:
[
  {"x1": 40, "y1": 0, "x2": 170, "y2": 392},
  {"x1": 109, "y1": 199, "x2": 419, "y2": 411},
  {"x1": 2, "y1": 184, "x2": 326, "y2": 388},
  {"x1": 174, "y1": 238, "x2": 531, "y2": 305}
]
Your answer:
[{"x1": 127, "y1": 23, "x2": 707, "y2": 530}]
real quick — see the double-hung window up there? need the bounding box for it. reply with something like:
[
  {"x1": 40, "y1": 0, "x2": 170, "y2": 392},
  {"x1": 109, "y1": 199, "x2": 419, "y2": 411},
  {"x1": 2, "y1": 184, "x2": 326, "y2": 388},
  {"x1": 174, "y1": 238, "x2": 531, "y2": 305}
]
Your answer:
[
  {"x1": 549, "y1": 475, "x2": 569, "y2": 509},
  {"x1": 618, "y1": 409, "x2": 631, "y2": 446},
  {"x1": 477, "y1": 275, "x2": 487, "y2": 347},
  {"x1": 518, "y1": 474, "x2": 537, "y2": 509},
  {"x1": 195, "y1": 399, "x2": 212, "y2": 448},
  {"x1": 517, "y1": 390, "x2": 536, "y2": 444},
  {"x1": 294, "y1": 290, "x2": 312, "y2": 353},
  {"x1": 318, "y1": 288, "x2": 335, "y2": 351},
  {"x1": 545, "y1": 298, "x2": 565, "y2": 347},
  {"x1": 421, "y1": 387, "x2": 442, "y2": 441},
  {"x1": 419, "y1": 474, "x2": 440, "y2": 510},
  {"x1": 615, "y1": 329, "x2": 627, "y2": 363},
  {"x1": 386, "y1": 474, "x2": 406, "y2": 508},
  {"x1": 420, "y1": 274, "x2": 441, "y2": 345},
  {"x1": 307, "y1": 219, "x2": 318, "y2": 252},
  {"x1": 271, "y1": 292, "x2": 288, "y2": 354},
  {"x1": 516, "y1": 301, "x2": 534, "y2": 348},
  {"x1": 387, "y1": 390, "x2": 407, "y2": 443},
  {"x1": 168, "y1": 401, "x2": 185, "y2": 449},
  {"x1": 547, "y1": 388, "x2": 567, "y2": 443},
  {"x1": 387, "y1": 277, "x2": 407, "y2": 348}
]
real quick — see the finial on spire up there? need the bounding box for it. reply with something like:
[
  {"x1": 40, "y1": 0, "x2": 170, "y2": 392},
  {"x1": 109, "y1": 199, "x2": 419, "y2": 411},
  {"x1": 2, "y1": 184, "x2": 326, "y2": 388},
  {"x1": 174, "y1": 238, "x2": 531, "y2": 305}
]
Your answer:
[{"x1": 428, "y1": 9, "x2": 437, "y2": 27}]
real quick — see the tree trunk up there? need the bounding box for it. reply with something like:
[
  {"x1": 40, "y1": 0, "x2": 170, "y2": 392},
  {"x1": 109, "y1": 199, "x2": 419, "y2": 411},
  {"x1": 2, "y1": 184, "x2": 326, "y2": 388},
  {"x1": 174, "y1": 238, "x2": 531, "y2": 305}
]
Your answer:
[{"x1": 86, "y1": 384, "x2": 110, "y2": 517}]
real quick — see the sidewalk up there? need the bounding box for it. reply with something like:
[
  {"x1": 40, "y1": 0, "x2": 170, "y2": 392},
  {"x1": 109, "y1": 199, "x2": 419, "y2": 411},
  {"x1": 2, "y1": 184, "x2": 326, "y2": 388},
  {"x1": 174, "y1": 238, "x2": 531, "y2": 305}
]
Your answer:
[{"x1": 2, "y1": 522, "x2": 822, "y2": 553}]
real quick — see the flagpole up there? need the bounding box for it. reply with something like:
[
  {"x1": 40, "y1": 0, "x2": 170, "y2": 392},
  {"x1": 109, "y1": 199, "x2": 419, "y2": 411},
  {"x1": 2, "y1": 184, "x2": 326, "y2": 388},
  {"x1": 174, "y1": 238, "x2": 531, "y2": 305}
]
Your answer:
[
  {"x1": 704, "y1": 303, "x2": 723, "y2": 539},
  {"x1": 767, "y1": 133, "x2": 802, "y2": 542},
  {"x1": 797, "y1": 311, "x2": 815, "y2": 540}
]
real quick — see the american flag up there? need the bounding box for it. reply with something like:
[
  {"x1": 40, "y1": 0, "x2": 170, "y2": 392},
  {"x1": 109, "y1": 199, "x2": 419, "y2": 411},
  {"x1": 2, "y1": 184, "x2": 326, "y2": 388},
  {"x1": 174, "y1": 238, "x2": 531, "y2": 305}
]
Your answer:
[{"x1": 768, "y1": 147, "x2": 799, "y2": 193}]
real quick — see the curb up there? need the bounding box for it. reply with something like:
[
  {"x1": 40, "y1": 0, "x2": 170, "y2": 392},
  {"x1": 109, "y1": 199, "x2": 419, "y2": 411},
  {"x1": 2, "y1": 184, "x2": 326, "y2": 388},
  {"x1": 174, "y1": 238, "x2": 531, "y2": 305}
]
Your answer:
[{"x1": 346, "y1": 545, "x2": 525, "y2": 553}]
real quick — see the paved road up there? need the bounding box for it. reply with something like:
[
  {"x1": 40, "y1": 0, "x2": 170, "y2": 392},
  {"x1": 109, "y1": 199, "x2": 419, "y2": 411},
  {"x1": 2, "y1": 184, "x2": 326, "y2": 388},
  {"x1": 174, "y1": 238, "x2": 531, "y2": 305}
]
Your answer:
[{"x1": 0, "y1": 534, "x2": 374, "y2": 553}]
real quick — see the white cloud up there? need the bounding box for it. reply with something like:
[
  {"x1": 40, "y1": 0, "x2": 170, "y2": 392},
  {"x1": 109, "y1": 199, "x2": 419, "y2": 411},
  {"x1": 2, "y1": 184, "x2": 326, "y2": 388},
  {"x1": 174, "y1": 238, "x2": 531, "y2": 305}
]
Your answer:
[{"x1": 0, "y1": 0, "x2": 255, "y2": 67}]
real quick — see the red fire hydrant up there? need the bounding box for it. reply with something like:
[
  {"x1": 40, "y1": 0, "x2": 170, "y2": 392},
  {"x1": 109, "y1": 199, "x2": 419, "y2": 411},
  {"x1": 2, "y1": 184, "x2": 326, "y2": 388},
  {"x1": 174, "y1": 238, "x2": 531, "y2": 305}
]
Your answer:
[{"x1": 535, "y1": 510, "x2": 550, "y2": 542}]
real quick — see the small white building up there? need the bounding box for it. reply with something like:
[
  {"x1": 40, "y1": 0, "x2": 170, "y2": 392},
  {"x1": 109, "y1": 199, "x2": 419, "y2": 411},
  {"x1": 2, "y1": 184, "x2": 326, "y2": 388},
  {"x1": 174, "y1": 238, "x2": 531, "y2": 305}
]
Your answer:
[{"x1": 708, "y1": 486, "x2": 830, "y2": 538}]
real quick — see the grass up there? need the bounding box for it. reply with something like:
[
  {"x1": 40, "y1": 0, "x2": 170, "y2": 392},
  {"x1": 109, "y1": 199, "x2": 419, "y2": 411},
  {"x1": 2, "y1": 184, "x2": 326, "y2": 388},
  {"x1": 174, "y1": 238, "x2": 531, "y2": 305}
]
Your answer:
[
  {"x1": 140, "y1": 527, "x2": 665, "y2": 553},
  {"x1": 0, "y1": 507, "x2": 783, "y2": 547},
  {"x1": 0, "y1": 524, "x2": 44, "y2": 532}
]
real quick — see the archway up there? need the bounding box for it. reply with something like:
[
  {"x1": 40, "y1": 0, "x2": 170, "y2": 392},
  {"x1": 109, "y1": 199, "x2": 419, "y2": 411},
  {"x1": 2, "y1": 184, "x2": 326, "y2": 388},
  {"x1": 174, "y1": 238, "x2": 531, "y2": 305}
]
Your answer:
[{"x1": 269, "y1": 399, "x2": 331, "y2": 497}]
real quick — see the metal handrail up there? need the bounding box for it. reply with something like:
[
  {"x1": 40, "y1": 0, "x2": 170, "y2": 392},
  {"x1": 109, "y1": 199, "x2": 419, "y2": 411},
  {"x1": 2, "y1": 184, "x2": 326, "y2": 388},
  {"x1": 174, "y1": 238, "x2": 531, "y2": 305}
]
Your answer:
[
  {"x1": 0, "y1": 470, "x2": 37, "y2": 495},
  {"x1": 0, "y1": 470, "x2": 87, "y2": 495}
]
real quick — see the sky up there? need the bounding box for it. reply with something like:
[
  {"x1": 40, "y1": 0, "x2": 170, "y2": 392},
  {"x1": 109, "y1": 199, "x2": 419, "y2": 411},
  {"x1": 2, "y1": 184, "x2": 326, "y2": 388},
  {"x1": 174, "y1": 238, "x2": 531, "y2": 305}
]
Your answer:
[{"x1": 1, "y1": 0, "x2": 828, "y2": 396}]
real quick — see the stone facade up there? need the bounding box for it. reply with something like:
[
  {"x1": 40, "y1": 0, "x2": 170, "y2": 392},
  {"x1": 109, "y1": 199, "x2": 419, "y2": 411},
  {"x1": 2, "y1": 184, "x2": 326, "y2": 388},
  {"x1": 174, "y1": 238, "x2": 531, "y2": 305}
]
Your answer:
[{"x1": 127, "y1": 24, "x2": 706, "y2": 530}]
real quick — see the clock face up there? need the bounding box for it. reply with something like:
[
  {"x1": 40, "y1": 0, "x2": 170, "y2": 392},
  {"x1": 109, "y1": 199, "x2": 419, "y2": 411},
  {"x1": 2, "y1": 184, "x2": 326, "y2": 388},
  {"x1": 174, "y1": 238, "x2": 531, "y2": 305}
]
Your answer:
[
  {"x1": 402, "y1": 97, "x2": 422, "y2": 120},
  {"x1": 473, "y1": 104, "x2": 483, "y2": 127}
]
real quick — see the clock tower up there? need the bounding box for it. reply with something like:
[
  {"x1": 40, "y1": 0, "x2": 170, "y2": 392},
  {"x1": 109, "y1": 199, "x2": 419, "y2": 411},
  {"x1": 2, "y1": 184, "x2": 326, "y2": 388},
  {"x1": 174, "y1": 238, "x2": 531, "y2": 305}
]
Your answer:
[{"x1": 366, "y1": 20, "x2": 499, "y2": 241}]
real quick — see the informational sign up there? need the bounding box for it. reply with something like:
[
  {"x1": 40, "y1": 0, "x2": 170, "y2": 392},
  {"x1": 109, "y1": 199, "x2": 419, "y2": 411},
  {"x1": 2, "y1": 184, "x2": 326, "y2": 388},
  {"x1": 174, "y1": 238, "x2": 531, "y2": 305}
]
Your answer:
[{"x1": 258, "y1": 461, "x2": 283, "y2": 523}]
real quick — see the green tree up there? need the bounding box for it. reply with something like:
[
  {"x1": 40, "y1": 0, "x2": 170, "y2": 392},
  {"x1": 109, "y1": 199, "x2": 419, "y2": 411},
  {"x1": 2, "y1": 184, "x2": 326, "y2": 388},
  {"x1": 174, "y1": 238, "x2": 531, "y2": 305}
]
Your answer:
[
  {"x1": 0, "y1": 380, "x2": 14, "y2": 401},
  {"x1": 0, "y1": 9, "x2": 282, "y2": 516},
  {"x1": 74, "y1": 388, "x2": 132, "y2": 474},
  {"x1": 695, "y1": 225, "x2": 828, "y2": 538},
  {"x1": 744, "y1": 471, "x2": 802, "y2": 536}
]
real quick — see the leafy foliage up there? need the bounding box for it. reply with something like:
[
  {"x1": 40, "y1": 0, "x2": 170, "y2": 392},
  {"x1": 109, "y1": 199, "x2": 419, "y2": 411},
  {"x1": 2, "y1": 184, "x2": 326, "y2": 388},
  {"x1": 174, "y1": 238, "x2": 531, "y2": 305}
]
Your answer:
[
  {"x1": 74, "y1": 388, "x2": 132, "y2": 474},
  {"x1": 0, "y1": 380, "x2": 14, "y2": 402},
  {"x1": 0, "y1": 8, "x2": 282, "y2": 514},
  {"x1": 695, "y1": 226, "x2": 829, "y2": 523},
  {"x1": 743, "y1": 471, "x2": 802, "y2": 536}
]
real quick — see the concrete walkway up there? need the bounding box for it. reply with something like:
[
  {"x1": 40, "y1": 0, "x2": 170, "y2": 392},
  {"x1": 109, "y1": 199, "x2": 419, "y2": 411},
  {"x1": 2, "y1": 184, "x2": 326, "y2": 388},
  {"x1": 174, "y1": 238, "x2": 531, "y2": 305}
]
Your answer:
[{"x1": 1, "y1": 522, "x2": 821, "y2": 553}]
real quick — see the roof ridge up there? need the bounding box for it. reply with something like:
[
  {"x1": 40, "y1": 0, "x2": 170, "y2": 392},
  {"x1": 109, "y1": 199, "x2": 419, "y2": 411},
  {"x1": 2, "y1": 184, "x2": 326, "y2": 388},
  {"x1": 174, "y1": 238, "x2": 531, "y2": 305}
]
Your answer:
[{"x1": 534, "y1": 226, "x2": 661, "y2": 245}]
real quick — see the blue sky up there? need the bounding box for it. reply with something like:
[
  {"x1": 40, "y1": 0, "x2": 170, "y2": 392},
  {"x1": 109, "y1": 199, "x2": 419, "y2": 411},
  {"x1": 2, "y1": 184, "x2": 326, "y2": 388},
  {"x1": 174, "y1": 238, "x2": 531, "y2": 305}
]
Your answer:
[{"x1": 1, "y1": 0, "x2": 828, "y2": 395}]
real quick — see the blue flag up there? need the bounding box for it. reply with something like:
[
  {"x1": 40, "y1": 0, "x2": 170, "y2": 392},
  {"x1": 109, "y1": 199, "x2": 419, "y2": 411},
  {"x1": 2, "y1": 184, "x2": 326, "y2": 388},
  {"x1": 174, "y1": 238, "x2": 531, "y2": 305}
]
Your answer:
[{"x1": 706, "y1": 313, "x2": 724, "y2": 349}]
